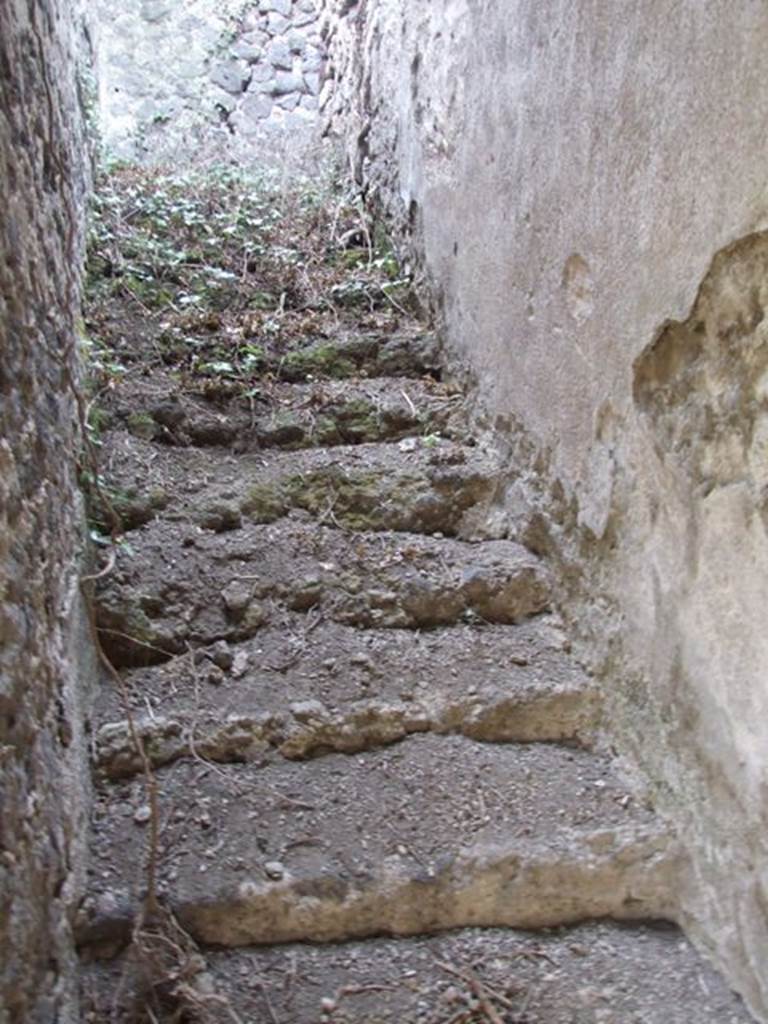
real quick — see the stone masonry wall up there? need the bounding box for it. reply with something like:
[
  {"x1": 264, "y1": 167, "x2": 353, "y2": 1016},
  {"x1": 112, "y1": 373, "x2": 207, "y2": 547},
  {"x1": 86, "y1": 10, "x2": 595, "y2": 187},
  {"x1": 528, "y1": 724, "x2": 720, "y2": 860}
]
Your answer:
[
  {"x1": 322, "y1": 2, "x2": 768, "y2": 1020},
  {"x1": 96, "y1": 0, "x2": 326, "y2": 166},
  {"x1": 0, "y1": 1, "x2": 94, "y2": 1021}
]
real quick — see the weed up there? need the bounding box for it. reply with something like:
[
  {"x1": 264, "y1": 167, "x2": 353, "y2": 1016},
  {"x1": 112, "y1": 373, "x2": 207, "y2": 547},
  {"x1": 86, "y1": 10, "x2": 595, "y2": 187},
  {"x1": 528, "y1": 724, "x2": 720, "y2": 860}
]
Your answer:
[{"x1": 83, "y1": 163, "x2": 420, "y2": 396}]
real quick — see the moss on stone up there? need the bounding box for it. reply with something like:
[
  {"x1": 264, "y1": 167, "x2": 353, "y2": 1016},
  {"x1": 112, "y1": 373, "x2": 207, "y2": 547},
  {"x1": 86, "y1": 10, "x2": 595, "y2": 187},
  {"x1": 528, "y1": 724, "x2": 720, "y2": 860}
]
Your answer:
[
  {"x1": 309, "y1": 398, "x2": 383, "y2": 445},
  {"x1": 126, "y1": 410, "x2": 157, "y2": 440},
  {"x1": 111, "y1": 486, "x2": 168, "y2": 530},
  {"x1": 280, "y1": 343, "x2": 358, "y2": 381},
  {"x1": 240, "y1": 481, "x2": 289, "y2": 523}
]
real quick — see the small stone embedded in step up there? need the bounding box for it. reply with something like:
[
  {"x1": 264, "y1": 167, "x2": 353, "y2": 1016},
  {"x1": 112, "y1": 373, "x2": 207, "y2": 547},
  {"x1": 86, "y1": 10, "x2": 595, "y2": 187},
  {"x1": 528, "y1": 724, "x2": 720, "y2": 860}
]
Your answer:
[
  {"x1": 207, "y1": 665, "x2": 225, "y2": 686},
  {"x1": 150, "y1": 397, "x2": 185, "y2": 430},
  {"x1": 208, "y1": 640, "x2": 233, "y2": 671},
  {"x1": 349, "y1": 651, "x2": 374, "y2": 671},
  {"x1": 133, "y1": 804, "x2": 151, "y2": 825},
  {"x1": 241, "y1": 600, "x2": 268, "y2": 632},
  {"x1": 197, "y1": 498, "x2": 242, "y2": 532},
  {"x1": 231, "y1": 648, "x2": 250, "y2": 678},
  {"x1": 289, "y1": 699, "x2": 327, "y2": 723},
  {"x1": 221, "y1": 580, "x2": 253, "y2": 621},
  {"x1": 288, "y1": 575, "x2": 323, "y2": 611},
  {"x1": 264, "y1": 860, "x2": 286, "y2": 880}
]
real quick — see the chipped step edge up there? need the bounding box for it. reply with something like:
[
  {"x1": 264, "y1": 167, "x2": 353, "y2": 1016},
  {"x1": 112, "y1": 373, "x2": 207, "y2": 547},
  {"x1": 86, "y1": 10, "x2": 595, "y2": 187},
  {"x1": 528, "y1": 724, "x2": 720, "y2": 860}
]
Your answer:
[
  {"x1": 96, "y1": 560, "x2": 555, "y2": 669},
  {"x1": 94, "y1": 686, "x2": 602, "y2": 779},
  {"x1": 76, "y1": 822, "x2": 681, "y2": 953}
]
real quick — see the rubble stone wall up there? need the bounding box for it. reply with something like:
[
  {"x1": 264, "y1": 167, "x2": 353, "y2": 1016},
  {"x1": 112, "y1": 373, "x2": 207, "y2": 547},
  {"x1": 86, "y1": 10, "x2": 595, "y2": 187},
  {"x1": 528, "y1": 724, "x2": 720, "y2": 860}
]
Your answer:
[
  {"x1": 0, "y1": 1, "x2": 94, "y2": 1021},
  {"x1": 95, "y1": 0, "x2": 326, "y2": 165}
]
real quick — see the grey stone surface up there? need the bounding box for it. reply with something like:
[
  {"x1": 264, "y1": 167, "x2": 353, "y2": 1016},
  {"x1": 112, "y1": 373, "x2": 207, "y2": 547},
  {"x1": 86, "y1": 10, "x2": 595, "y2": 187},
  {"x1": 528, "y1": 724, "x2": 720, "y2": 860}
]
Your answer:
[
  {"x1": 251, "y1": 61, "x2": 275, "y2": 83},
  {"x1": 322, "y1": 1, "x2": 768, "y2": 1020},
  {"x1": 274, "y1": 69, "x2": 305, "y2": 95},
  {"x1": 240, "y1": 92, "x2": 273, "y2": 122},
  {"x1": 141, "y1": 0, "x2": 173, "y2": 22},
  {"x1": 294, "y1": 10, "x2": 317, "y2": 28},
  {"x1": 304, "y1": 70, "x2": 320, "y2": 95},
  {"x1": 230, "y1": 37, "x2": 263, "y2": 62},
  {"x1": 209, "y1": 59, "x2": 250, "y2": 94},
  {"x1": 276, "y1": 91, "x2": 301, "y2": 111},
  {"x1": 302, "y1": 44, "x2": 323, "y2": 71},
  {"x1": 266, "y1": 37, "x2": 293, "y2": 68},
  {"x1": 286, "y1": 28, "x2": 307, "y2": 53},
  {"x1": 267, "y1": 12, "x2": 290, "y2": 35},
  {"x1": 0, "y1": 1, "x2": 95, "y2": 1021},
  {"x1": 241, "y1": 10, "x2": 262, "y2": 31}
]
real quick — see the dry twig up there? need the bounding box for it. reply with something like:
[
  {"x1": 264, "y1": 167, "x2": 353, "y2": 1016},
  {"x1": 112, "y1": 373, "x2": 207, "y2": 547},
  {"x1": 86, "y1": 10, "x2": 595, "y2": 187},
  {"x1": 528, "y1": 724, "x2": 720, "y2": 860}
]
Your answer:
[{"x1": 436, "y1": 962, "x2": 507, "y2": 1024}]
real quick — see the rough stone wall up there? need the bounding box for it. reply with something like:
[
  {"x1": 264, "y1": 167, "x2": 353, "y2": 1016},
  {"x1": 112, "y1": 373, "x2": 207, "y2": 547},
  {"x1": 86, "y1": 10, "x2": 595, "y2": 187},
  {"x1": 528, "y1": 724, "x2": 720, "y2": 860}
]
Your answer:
[
  {"x1": 0, "y1": 2, "x2": 94, "y2": 1021},
  {"x1": 95, "y1": 0, "x2": 326, "y2": 166},
  {"x1": 322, "y1": 2, "x2": 768, "y2": 1019}
]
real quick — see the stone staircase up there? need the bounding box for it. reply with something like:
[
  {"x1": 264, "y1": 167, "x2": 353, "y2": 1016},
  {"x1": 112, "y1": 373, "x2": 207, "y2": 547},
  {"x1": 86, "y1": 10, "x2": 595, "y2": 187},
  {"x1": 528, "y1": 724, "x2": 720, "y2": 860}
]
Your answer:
[{"x1": 77, "y1": 309, "x2": 750, "y2": 1020}]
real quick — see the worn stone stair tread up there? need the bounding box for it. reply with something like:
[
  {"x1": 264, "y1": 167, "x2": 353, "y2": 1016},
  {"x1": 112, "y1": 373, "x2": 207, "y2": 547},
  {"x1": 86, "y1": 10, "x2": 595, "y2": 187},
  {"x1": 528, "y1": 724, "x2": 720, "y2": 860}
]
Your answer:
[
  {"x1": 101, "y1": 429, "x2": 499, "y2": 537},
  {"x1": 80, "y1": 735, "x2": 672, "y2": 950},
  {"x1": 81, "y1": 919, "x2": 751, "y2": 1024},
  {"x1": 104, "y1": 369, "x2": 463, "y2": 450},
  {"x1": 254, "y1": 328, "x2": 443, "y2": 382},
  {"x1": 92, "y1": 616, "x2": 599, "y2": 777},
  {"x1": 95, "y1": 521, "x2": 552, "y2": 666}
]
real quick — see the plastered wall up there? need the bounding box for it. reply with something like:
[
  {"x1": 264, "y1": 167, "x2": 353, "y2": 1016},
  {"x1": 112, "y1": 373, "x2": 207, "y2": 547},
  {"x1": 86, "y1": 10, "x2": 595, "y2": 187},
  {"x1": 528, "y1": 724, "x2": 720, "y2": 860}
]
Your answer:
[{"x1": 321, "y1": 1, "x2": 768, "y2": 1018}]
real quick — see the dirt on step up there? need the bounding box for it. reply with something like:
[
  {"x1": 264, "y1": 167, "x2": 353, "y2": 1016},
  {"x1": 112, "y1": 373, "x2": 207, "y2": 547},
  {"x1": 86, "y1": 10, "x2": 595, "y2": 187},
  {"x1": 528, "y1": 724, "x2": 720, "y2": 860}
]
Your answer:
[{"x1": 81, "y1": 921, "x2": 749, "y2": 1024}]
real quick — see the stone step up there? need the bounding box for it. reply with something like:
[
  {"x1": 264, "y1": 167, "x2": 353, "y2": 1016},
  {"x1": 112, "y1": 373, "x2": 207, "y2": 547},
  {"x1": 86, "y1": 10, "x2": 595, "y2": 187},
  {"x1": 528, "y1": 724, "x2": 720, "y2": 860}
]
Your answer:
[
  {"x1": 92, "y1": 616, "x2": 598, "y2": 778},
  {"x1": 80, "y1": 919, "x2": 751, "y2": 1024},
  {"x1": 94, "y1": 522, "x2": 551, "y2": 667},
  {"x1": 102, "y1": 371, "x2": 463, "y2": 451},
  {"x1": 93, "y1": 612, "x2": 577, "y2": 723},
  {"x1": 78, "y1": 735, "x2": 674, "y2": 954},
  {"x1": 146, "y1": 327, "x2": 442, "y2": 384},
  {"x1": 98, "y1": 432, "x2": 500, "y2": 537}
]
